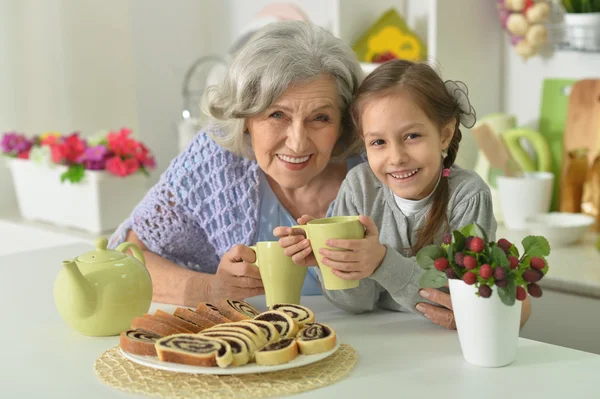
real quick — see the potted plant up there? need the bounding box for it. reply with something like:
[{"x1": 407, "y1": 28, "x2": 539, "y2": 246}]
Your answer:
[
  {"x1": 1, "y1": 129, "x2": 156, "y2": 233},
  {"x1": 562, "y1": 0, "x2": 600, "y2": 51},
  {"x1": 417, "y1": 223, "x2": 550, "y2": 367}
]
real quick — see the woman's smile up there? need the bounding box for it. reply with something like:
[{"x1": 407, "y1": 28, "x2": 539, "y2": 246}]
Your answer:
[{"x1": 277, "y1": 154, "x2": 313, "y2": 170}]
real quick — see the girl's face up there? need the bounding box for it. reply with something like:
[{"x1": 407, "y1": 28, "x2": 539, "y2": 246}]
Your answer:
[
  {"x1": 245, "y1": 74, "x2": 342, "y2": 190},
  {"x1": 361, "y1": 91, "x2": 454, "y2": 200}
]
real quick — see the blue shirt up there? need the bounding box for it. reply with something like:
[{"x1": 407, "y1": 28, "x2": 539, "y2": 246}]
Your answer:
[{"x1": 256, "y1": 157, "x2": 364, "y2": 295}]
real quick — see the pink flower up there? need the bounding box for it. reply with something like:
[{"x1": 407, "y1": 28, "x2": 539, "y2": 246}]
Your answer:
[
  {"x1": 1, "y1": 132, "x2": 32, "y2": 156},
  {"x1": 106, "y1": 156, "x2": 140, "y2": 177}
]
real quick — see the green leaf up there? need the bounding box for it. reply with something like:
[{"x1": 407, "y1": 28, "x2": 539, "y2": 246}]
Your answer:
[
  {"x1": 418, "y1": 269, "x2": 447, "y2": 288},
  {"x1": 497, "y1": 274, "x2": 516, "y2": 306},
  {"x1": 416, "y1": 245, "x2": 447, "y2": 270},
  {"x1": 60, "y1": 164, "x2": 86, "y2": 183},
  {"x1": 453, "y1": 231, "x2": 466, "y2": 252},
  {"x1": 522, "y1": 236, "x2": 551, "y2": 258},
  {"x1": 508, "y1": 244, "x2": 520, "y2": 258},
  {"x1": 459, "y1": 223, "x2": 487, "y2": 242},
  {"x1": 490, "y1": 246, "x2": 510, "y2": 268}
]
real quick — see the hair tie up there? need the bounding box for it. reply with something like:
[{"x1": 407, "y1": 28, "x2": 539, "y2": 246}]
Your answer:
[
  {"x1": 442, "y1": 168, "x2": 451, "y2": 178},
  {"x1": 444, "y1": 80, "x2": 476, "y2": 128}
]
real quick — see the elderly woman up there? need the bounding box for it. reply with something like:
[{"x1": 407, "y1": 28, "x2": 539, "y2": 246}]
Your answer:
[
  {"x1": 109, "y1": 21, "x2": 364, "y2": 306},
  {"x1": 109, "y1": 21, "x2": 469, "y2": 332}
]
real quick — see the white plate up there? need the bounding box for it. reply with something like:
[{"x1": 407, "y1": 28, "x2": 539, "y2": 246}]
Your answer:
[{"x1": 120, "y1": 342, "x2": 340, "y2": 375}]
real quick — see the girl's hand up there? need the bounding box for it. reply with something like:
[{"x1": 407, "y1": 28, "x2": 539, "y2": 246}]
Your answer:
[
  {"x1": 273, "y1": 215, "x2": 317, "y2": 267},
  {"x1": 318, "y1": 215, "x2": 387, "y2": 280}
]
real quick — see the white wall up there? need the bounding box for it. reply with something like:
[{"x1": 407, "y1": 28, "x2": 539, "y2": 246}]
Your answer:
[
  {"x1": 504, "y1": 49, "x2": 600, "y2": 128},
  {"x1": 0, "y1": 0, "x2": 18, "y2": 216}
]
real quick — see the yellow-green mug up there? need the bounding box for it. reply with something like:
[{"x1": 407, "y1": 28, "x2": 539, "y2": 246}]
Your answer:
[
  {"x1": 292, "y1": 216, "x2": 365, "y2": 290},
  {"x1": 249, "y1": 241, "x2": 308, "y2": 307}
]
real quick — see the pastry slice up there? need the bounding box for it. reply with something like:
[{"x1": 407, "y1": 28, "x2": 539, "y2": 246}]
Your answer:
[
  {"x1": 195, "y1": 302, "x2": 231, "y2": 324},
  {"x1": 155, "y1": 334, "x2": 233, "y2": 368},
  {"x1": 296, "y1": 323, "x2": 337, "y2": 355},
  {"x1": 270, "y1": 303, "x2": 315, "y2": 326},
  {"x1": 131, "y1": 315, "x2": 183, "y2": 337},
  {"x1": 202, "y1": 326, "x2": 260, "y2": 352},
  {"x1": 207, "y1": 322, "x2": 267, "y2": 347},
  {"x1": 254, "y1": 310, "x2": 298, "y2": 339},
  {"x1": 216, "y1": 299, "x2": 260, "y2": 321},
  {"x1": 173, "y1": 308, "x2": 216, "y2": 331},
  {"x1": 255, "y1": 338, "x2": 298, "y2": 366},
  {"x1": 244, "y1": 320, "x2": 280, "y2": 344},
  {"x1": 154, "y1": 309, "x2": 202, "y2": 333},
  {"x1": 198, "y1": 332, "x2": 253, "y2": 365},
  {"x1": 120, "y1": 329, "x2": 161, "y2": 356}
]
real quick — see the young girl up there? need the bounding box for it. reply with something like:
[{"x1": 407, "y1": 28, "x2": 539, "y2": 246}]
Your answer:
[{"x1": 275, "y1": 59, "x2": 497, "y2": 316}]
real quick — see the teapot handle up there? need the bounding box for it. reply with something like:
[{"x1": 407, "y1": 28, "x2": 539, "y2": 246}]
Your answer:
[{"x1": 115, "y1": 242, "x2": 146, "y2": 265}]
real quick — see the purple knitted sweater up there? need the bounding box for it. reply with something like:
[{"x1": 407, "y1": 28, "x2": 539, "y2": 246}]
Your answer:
[{"x1": 109, "y1": 131, "x2": 261, "y2": 272}]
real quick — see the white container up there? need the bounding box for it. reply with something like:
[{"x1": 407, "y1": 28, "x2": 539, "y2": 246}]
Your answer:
[
  {"x1": 7, "y1": 159, "x2": 148, "y2": 234},
  {"x1": 564, "y1": 13, "x2": 600, "y2": 51},
  {"x1": 496, "y1": 172, "x2": 554, "y2": 230},
  {"x1": 449, "y1": 279, "x2": 522, "y2": 368},
  {"x1": 525, "y1": 212, "x2": 595, "y2": 247}
]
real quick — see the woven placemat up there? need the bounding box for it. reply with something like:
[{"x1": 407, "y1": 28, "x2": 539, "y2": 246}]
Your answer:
[{"x1": 94, "y1": 344, "x2": 358, "y2": 399}]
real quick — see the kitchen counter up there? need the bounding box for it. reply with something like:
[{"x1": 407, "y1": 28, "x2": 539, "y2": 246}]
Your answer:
[{"x1": 2, "y1": 243, "x2": 599, "y2": 399}]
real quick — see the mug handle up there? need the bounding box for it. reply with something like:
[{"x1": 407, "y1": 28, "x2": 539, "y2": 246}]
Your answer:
[
  {"x1": 291, "y1": 225, "x2": 308, "y2": 238},
  {"x1": 248, "y1": 245, "x2": 259, "y2": 269}
]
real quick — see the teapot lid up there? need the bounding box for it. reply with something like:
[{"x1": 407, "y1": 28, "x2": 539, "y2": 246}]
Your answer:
[{"x1": 76, "y1": 238, "x2": 127, "y2": 263}]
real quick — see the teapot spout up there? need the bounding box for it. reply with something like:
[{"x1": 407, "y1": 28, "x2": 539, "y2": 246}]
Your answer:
[{"x1": 62, "y1": 260, "x2": 97, "y2": 318}]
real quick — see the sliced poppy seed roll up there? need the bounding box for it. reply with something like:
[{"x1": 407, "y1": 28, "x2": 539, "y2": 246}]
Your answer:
[
  {"x1": 120, "y1": 329, "x2": 161, "y2": 356},
  {"x1": 155, "y1": 334, "x2": 233, "y2": 368},
  {"x1": 254, "y1": 310, "x2": 298, "y2": 339},
  {"x1": 244, "y1": 320, "x2": 281, "y2": 344},
  {"x1": 255, "y1": 338, "x2": 299, "y2": 366},
  {"x1": 216, "y1": 299, "x2": 260, "y2": 321},
  {"x1": 270, "y1": 303, "x2": 315, "y2": 326},
  {"x1": 296, "y1": 322, "x2": 337, "y2": 355}
]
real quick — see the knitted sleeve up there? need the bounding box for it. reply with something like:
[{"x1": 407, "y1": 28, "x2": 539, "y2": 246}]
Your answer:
[{"x1": 109, "y1": 131, "x2": 261, "y2": 273}]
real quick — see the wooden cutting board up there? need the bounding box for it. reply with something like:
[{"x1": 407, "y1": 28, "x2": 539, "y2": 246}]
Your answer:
[{"x1": 561, "y1": 79, "x2": 600, "y2": 211}]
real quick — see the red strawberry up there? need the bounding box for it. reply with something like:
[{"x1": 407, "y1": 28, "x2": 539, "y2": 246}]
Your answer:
[
  {"x1": 445, "y1": 268, "x2": 458, "y2": 279},
  {"x1": 523, "y1": 269, "x2": 542, "y2": 283},
  {"x1": 530, "y1": 257, "x2": 545, "y2": 270},
  {"x1": 463, "y1": 271, "x2": 477, "y2": 285},
  {"x1": 454, "y1": 252, "x2": 465, "y2": 267},
  {"x1": 468, "y1": 237, "x2": 485, "y2": 253},
  {"x1": 497, "y1": 238, "x2": 512, "y2": 254},
  {"x1": 493, "y1": 267, "x2": 507, "y2": 281},
  {"x1": 479, "y1": 264, "x2": 492, "y2": 279},
  {"x1": 463, "y1": 255, "x2": 477, "y2": 270},
  {"x1": 478, "y1": 285, "x2": 492, "y2": 298},
  {"x1": 508, "y1": 255, "x2": 519, "y2": 269},
  {"x1": 528, "y1": 283, "x2": 543, "y2": 298},
  {"x1": 434, "y1": 258, "x2": 449, "y2": 271},
  {"x1": 516, "y1": 286, "x2": 527, "y2": 301}
]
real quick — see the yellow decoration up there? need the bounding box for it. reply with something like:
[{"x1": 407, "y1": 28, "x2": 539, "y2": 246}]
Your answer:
[{"x1": 353, "y1": 8, "x2": 426, "y2": 63}]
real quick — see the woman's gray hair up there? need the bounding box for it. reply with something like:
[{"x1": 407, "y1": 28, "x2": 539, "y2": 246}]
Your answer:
[{"x1": 202, "y1": 21, "x2": 364, "y2": 161}]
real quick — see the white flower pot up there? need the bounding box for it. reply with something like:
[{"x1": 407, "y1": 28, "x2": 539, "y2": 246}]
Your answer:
[
  {"x1": 6, "y1": 159, "x2": 148, "y2": 234},
  {"x1": 564, "y1": 13, "x2": 600, "y2": 51},
  {"x1": 449, "y1": 279, "x2": 522, "y2": 367}
]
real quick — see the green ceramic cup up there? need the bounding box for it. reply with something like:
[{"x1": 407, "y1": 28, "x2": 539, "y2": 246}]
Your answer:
[
  {"x1": 293, "y1": 216, "x2": 365, "y2": 290},
  {"x1": 249, "y1": 241, "x2": 308, "y2": 307}
]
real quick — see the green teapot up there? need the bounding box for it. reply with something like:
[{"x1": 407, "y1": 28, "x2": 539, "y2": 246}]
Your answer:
[{"x1": 54, "y1": 237, "x2": 153, "y2": 336}]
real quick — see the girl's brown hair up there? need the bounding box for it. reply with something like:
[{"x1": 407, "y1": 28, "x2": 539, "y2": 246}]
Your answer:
[{"x1": 351, "y1": 59, "x2": 466, "y2": 254}]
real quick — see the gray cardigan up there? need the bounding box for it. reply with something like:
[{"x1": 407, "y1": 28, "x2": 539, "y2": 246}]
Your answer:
[{"x1": 319, "y1": 163, "x2": 497, "y2": 314}]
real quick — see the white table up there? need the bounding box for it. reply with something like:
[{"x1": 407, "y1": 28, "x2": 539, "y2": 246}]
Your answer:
[{"x1": 2, "y1": 243, "x2": 599, "y2": 399}]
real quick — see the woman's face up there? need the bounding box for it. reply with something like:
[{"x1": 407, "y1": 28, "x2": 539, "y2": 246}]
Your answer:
[
  {"x1": 245, "y1": 74, "x2": 342, "y2": 189},
  {"x1": 361, "y1": 91, "x2": 454, "y2": 200}
]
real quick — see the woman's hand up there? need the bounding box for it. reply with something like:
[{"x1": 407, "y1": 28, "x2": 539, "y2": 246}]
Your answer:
[
  {"x1": 206, "y1": 244, "x2": 265, "y2": 302},
  {"x1": 416, "y1": 288, "x2": 456, "y2": 329},
  {"x1": 318, "y1": 215, "x2": 386, "y2": 280},
  {"x1": 274, "y1": 215, "x2": 317, "y2": 266}
]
